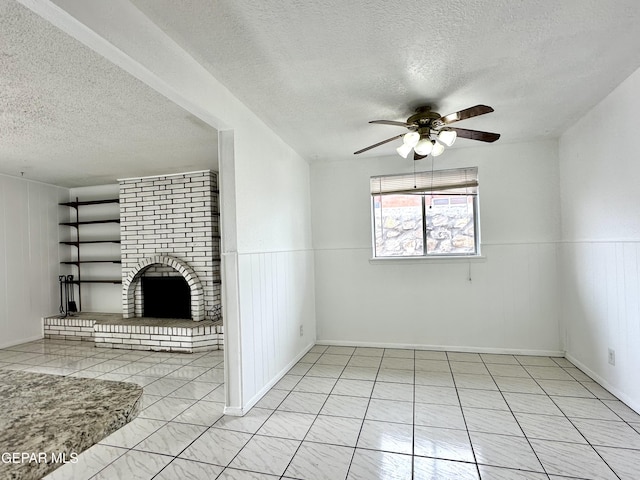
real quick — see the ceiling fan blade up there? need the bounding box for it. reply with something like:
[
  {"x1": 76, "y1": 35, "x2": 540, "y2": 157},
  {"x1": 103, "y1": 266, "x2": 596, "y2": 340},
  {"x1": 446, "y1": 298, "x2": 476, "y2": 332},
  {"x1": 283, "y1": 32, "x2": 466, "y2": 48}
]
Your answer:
[
  {"x1": 450, "y1": 127, "x2": 500, "y2": 143},
  {"x1": 354, "y1": 134, "x2": 403, "y2": 154},
  {"x1": 414, "y1": 152, "x2": 428, "y2": 160},
  {"x1": 438, "y1": 105, "x2": 494, "y2": 125},
  {"x1": 369, "y1": 120, "x2": 413, "y2": 127}
]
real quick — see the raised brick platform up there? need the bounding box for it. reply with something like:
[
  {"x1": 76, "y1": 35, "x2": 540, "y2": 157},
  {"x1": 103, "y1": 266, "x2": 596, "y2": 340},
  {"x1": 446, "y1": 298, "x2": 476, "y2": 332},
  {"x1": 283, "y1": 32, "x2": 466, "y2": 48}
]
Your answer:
[{"x1": 43, "y1": 312, "x2": 223, "y2": 353}]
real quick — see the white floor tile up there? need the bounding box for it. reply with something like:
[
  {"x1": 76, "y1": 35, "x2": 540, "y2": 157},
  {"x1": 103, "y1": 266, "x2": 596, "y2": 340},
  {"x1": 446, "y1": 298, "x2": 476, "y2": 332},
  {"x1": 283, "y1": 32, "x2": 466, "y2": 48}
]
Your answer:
[
  {"x1": 450, "y1": 361, "x2": 490, "y2": 375},
  {"x1": 43, "y1": 444, "x2": 127, "y2": 480},
  {"x1": 414, "y1": 384, "x2": 460, "y2": 406},
  {"x1": 257, "y1": 410, "x2": 316, "y2": 440},
  {"x1": 154, "y1": 458, "x2": 223, "y2": 480},
  {"x1": 134, "y1": 421, "x2": 206, "y2": 455},
  {"x1": 595, "y1": 445, "x2": 640, "y2": 480},
  {"x1": 171, "y1": 400, "x2": 224, "y2": 426},
  {"x1": 331, "y1": 378, "x2": 375, "y2": 397},
  {"x1": 366, "y1": 398, "x2": 414, "y2": 424},
  {"x1": 353, "y1": 347, "x2": 384, "y2": 357},
  {"x1": 457, "y1": 388, "x2": 509, "y2": 410},
  {"x1": 413, "y1": 456, "x2": 479, "y2": 480},
  {"x1": 228, "y1": 435, "x2": 300, "y2": 476},
  {"x1": 478, "y1": 465, "x2": 548, "y2": 479},
  {"x1": 180, "y1": 427, "x2": 252, "y2": 466},
  {"x1": 372, "y1": 381, "x2": 414, "y2": 402},
  {"x1": 414, "y1": 425, "x2": 475, "y2": 462},
  {"x1": 293, "y1": 375, "x2": 337, "y2": 394},
  {"x1": 218, "y1": 468, "x2": 279, "y2": 479},
  {"x1": 470, "y1": 432, "x2": 544, "y2": 472},
  {"x1": 502, "y1": 392, "x2": 563, "y2": 416},
  {"x1": 92, "y1": 450, "x2": 172, "y2": 480},
  {"x1": 320, "y1": 394, "x2": 370, "y2": 418},
  {"x1": 529, "y1": 439, "x2": 618, "y2": 479},
  {"x1": 572, "y1": 418, "x2": 640, "y2": 449},
  {"x1": 305, "y1": 415, "x2": 363, "y2": 447},
  {"x1": 99, "y1": 417, "x2": 166, "y2": 448},
  {"x1": 552, "y1": 396, "x2": 621, "y2": 420},
  {"x1": 357, "y1": 419, "x2": 413, "y2": 454},
  {"x1": 214, "y1": 407, "x2": 273, "y2": 433},
  {"x1": 340, "y1": 366, "x2": 379, "y2": 381},
  {"x1": 277, "y1": 391, "x2": 328, "y2": 414},
  {"x1": 285, "y1": 442, "x2": 353, "y2": 480},
  {"x1": 414, "y1": 350, "x2": 447, "y2": 361},
  {"x1": 347, "y1": 448, "x2": 412, "y2": 480},
  {"x1": 414, "y1": 403, "x2": 466, "y2": 430},
  {"x1": 347, "y1": 356, "x2": 382, "y2": 368},
  {"x1": 463, "y1": 407, "x2": 524, "y2": 436},
  {"x1": 376, "y1": 368, "x2": 415, "y2": 383},
  {"x1": 325, "y1": 346, "x2": 356, "y2": 355},
  {"x1": 514, "y1": 412, "x2": 587, "y2": 444}
]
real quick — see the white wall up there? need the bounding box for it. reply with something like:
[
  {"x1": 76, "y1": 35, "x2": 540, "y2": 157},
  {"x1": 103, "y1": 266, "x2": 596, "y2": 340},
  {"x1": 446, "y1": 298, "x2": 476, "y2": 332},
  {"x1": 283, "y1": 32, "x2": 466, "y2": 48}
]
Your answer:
[
  {"x1": 66, "y1": 184, "x2": 121, "y2": 313},
  {"x1": 232, "y1": 127, "x2": 316, "y2": 411},
  {"x1": 312, "y1": 140, "x2": 562, "y2": 354},
  {"x1": 0, "y1": 174, "x2": 68, "y2": 347},
  {"x1": 559, "y1": 66, "x2": 640, "y2": 412}
]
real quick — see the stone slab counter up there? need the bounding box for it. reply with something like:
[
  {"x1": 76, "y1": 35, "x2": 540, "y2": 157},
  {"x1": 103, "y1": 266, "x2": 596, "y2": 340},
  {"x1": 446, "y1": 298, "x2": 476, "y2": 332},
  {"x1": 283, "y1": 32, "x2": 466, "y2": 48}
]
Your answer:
[{"x1": 0, "y1": 370, "x2": 142, "y2": 480}]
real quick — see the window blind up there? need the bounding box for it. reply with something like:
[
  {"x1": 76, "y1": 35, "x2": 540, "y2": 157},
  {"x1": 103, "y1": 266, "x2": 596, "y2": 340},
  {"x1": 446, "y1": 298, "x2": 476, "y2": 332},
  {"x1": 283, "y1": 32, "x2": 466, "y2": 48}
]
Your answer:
[{"x1": 370, "y1": 166, "x2": 478, "y2": 196}]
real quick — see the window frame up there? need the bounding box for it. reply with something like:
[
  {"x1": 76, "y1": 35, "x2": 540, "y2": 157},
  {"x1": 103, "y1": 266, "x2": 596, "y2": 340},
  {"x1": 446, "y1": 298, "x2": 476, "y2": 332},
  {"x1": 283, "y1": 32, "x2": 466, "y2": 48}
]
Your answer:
[{"x1": 370, "y1": 167, "x2": 481, "y2": 259}]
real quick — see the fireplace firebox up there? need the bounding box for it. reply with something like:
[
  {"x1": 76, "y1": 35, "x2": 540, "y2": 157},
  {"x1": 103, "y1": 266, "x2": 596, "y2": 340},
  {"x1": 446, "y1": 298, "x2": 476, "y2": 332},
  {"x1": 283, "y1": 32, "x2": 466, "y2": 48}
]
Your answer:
[{"x1": 142, "y1": 277, "x2": 191, "y2": 319}]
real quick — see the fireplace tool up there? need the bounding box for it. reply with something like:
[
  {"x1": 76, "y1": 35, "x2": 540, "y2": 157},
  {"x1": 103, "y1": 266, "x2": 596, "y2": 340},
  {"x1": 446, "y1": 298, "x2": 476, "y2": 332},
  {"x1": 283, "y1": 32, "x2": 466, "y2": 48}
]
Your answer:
[
  {"x1": 67, "y1": 274, "x2": 78, "y2": 313},
  {"x1": 58, "y1": 275, "x2": 66, "y2": 315},
  {"x1": 58, "y1": 275, "x2": 78, "y2": 316}
]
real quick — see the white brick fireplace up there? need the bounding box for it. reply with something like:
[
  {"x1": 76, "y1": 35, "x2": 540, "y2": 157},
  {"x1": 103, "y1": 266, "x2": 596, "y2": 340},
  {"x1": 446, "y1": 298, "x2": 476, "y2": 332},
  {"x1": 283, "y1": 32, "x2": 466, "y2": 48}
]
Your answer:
[{"x1": 119, "y1": 170, "x2": 221, "y2": 322}]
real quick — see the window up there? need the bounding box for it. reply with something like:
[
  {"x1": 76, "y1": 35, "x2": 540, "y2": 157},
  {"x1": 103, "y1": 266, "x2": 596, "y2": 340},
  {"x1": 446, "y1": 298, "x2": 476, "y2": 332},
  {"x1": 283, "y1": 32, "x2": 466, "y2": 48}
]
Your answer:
[{"x1": 371, "y1": 167, "x2": 479, "y2": 258}]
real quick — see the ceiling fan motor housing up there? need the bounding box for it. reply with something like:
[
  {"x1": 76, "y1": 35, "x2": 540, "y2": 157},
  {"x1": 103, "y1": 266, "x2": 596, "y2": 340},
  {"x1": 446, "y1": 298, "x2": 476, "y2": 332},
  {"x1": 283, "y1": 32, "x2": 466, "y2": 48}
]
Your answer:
[{"x1": 406, "y1": 107, "x2": 442, "y2": 129}]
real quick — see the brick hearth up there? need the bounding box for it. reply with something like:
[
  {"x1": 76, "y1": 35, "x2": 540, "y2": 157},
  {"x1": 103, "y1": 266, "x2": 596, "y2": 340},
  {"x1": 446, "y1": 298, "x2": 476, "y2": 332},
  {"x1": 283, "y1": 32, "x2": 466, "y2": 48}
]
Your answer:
[{"x1": 43, "y1": 313, "x2": 224, "y2": 353}]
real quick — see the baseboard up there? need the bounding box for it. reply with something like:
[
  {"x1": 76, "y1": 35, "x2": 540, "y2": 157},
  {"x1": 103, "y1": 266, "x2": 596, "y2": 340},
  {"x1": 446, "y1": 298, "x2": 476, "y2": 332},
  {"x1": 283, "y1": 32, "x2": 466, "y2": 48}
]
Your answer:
[
  {"x1": 565, "y1": 353, "x2": 640, "y2": 415},
  {"x1": 0, "y1": 333, "x2": 44, "y2": 350},
  {"x1": 222, "y1": 406, "x2": 244, "y2": 416},
  {"x1": 223, "y1": 340, "x2": 316, "y2": 417},
  {"x1": 316, "y1": 339, "x2": 564, "y2": 357}
]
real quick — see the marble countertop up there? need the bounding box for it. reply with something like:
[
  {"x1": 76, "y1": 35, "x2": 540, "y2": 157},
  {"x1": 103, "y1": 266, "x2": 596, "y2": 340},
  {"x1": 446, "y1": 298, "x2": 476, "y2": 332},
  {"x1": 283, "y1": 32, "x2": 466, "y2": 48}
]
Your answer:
[{"x1": 0, "y1": 369, "x2": 142, "y2": 480}]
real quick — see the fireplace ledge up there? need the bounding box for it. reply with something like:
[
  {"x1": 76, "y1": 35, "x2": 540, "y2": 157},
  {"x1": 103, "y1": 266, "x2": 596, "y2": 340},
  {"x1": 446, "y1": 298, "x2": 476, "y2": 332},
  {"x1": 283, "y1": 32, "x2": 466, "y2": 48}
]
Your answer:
[{"x1": 43, "y1": 312, "x2": 223, "y2": 353}]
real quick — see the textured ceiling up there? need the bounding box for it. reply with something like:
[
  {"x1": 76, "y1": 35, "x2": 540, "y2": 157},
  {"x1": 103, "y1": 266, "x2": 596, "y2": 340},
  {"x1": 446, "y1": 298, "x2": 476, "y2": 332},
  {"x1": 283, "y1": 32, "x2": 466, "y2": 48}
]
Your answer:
[
  {"x1": 0, "y1": 0, "x2": 217, "y2": 187},
  {"x1": 130, "y1": 0, "x2": 640, "y2": 160},
  {"x1": 3, "y1": 0, "x2": 640, "y2": 187}
]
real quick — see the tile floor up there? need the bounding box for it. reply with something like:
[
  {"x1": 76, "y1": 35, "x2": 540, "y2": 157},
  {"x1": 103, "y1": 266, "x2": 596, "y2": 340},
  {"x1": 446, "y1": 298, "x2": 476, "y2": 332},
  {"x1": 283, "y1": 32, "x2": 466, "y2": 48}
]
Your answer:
[{"x1": 1, "y1": 340, "x2": 639, "y2": 479}]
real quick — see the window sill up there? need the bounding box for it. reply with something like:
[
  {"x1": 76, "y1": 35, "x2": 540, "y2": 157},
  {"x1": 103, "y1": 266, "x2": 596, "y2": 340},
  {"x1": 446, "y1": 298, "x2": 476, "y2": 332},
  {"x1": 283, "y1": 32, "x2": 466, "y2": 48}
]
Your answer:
[{"x1": 369, "y1": 255, "x2": 487, "y2": 265}]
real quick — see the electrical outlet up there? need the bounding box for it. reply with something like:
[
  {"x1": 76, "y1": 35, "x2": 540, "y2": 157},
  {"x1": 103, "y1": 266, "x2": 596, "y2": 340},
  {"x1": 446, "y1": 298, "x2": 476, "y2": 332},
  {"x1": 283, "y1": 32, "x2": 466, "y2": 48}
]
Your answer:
[
  {"x1": 299, "y1": 325, "x2": 304, "y2": 337},
  {"x1": 608, "y1": 348, "x2": 615, "y2": 366}
]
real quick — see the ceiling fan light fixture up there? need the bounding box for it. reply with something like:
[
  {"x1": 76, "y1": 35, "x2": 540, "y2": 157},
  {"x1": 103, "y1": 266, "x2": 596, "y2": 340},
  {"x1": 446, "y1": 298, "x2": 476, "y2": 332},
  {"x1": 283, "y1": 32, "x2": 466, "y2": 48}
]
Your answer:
[
  {"x1": 431, "y1": 141, "x2": 446, "y2": 156},
  {"x1": 414, "y1": 137, "x2": 433, "y2": 156},
  {"x1": 396, "y1": 142, "x2": 413, "y2": 158},
  {"x1": 437, "y1": 129, "x2": 457, "y2": 147},
  {"x1": 403, "y1": 131, "x2": 420, "y2": 147}
]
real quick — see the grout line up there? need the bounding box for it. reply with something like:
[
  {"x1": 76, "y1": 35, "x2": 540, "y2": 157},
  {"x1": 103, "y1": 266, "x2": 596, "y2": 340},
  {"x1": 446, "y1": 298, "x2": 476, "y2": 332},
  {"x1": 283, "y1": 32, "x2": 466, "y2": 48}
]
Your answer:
[
  {"x1": 482, "y1": 353, "x2": 551, "y2": 478},
  {"x1": 447, "y1": 351, "x2": 483, "y2": 479}
]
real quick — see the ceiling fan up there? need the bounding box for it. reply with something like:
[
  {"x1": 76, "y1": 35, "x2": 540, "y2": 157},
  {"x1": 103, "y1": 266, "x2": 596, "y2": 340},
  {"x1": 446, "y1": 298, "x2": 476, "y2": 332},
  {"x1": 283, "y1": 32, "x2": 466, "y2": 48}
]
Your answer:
[{"x1": 354, "y1": 104, "x2": 500, "y2": 160}]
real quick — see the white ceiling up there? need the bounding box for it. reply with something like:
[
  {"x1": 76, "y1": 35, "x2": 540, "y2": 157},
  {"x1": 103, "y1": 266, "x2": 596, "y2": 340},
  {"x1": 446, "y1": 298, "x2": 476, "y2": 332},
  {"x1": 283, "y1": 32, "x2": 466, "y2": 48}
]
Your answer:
[{"x1": 3, "y1": 0, "x2": 640, "y2": 186}]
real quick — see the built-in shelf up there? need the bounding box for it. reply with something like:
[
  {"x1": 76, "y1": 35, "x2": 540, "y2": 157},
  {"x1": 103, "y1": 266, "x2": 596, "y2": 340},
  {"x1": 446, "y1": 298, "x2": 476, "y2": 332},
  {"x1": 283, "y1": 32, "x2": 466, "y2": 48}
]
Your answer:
[
  {"x1": 62, "y1": 260, "x2": 122, "y2": 265},
  {"x1": 60, "y1": 219, "x2": 120, "y2": 227},
  {"x1": 59, "y1": 199, "x2": 119, "y2": 208},
  {"x1": 67, "y1": 279, "x2": 122, "y2": 284},
  {"x1": 60, "y1": 240, "x2": 121, "y2": 245},
  {"x1": 59, "y1": 197, "x2": 122, "y2": 312}
]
